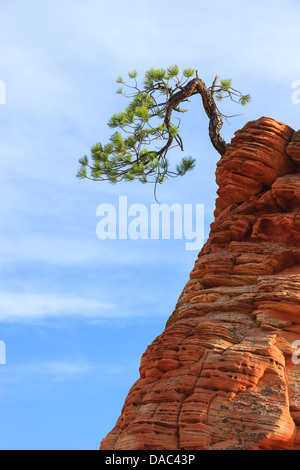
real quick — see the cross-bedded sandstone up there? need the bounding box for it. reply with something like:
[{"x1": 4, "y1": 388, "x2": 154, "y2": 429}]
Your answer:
[{"x1": 100, "y1": 117, "x2": 300, "y2": 450}]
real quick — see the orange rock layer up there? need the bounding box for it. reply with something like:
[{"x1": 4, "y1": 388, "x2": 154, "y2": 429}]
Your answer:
[{"x1": 100, "y1": 117, "x2": 300, "y2": 450}]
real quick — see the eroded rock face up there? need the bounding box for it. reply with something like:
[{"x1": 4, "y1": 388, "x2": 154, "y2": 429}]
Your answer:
[{"x1": 100, "y1": 117, "x2": 300, "y2": 450}]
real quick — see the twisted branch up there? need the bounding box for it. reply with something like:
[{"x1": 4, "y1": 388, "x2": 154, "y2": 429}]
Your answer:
[{"x1": 164, "y1": 74, "x2": 229, "y2": 156}]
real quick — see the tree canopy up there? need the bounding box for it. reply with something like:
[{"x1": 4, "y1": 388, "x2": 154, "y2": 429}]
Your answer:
[{"x1": 77, "y1": 66, "x2": 250, "y2": 193}]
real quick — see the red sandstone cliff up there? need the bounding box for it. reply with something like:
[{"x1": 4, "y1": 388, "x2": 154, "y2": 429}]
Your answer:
[{"x1": 100, "y1": 117, "x2": 300, "y2": 450}]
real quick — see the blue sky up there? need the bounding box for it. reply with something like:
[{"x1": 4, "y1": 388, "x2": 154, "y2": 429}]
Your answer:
[{"x1": 0, "y1": 0, "x2": 299, "y2": 450}]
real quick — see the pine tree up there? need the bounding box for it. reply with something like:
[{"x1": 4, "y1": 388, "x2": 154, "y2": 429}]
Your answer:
[{"x1": 77, "y1": 66, "x2": 250, "y2": 193}]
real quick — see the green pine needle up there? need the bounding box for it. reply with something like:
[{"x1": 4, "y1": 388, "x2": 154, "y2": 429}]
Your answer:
[{"x1": 239, "y1": 94, "x2": 251, "y2": 106}]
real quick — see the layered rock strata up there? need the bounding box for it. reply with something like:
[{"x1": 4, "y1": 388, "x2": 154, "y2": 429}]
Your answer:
[{"x1": 100, "y1": 117, "x2": 300, "y2": 450}]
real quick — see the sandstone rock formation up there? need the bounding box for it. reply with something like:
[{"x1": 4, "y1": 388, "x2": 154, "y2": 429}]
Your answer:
[{"x1": 100, "y1": 117, "x2": 300, "y2": 450}]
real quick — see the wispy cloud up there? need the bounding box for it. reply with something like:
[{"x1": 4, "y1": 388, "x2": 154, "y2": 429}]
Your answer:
[
  {"x1": 2, "y1": 0, "x2": 298, "y2": 84},
  {"x1": 0, "y1": 359, "x2": 138, "y2": 394},
  {"x1": 0, "y1": 360, "x2": 95, "y2": 395},
  {"x1": 10, "y1": 360, "x2": 94, "y2": 382},
  {"x1": 0, "y1": 293, "x2": 114, "y2": 322}
]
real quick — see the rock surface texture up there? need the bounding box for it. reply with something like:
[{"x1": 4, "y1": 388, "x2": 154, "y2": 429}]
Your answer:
[{"x1": 100, "y1": 117, "x2": 300, "y2": 450}]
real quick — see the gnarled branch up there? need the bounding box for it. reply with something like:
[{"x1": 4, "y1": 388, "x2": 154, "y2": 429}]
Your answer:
[{"x1": 164, "y1": 74, "x2": 229, "y2": 156}]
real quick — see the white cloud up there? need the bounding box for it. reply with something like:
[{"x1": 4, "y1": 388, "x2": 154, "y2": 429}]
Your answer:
[
  {"x1": 46, "y1": 0, "x2": 300, "y2": 82},
  {"x1": 0, "y1": 290, "x2": 178, "y2": 323},
  {"x1": 18, "y1": 360, "x2": 94, "y2": 381},
  {"x1": 2, "y1": 0, "x2": 300, "y2": 119},
  {"x1": 0, "y1": 360, "x2": 95, "y2": 389},
  {"x1": 0, "y1": 293, "x2": 114, "y2": 322},
  {"x1": 0, "y1": 359, "x2": 139, "y2": 392},
  {"x1": 0, "y1": 229, "x2": 200, "y2": 268}
]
